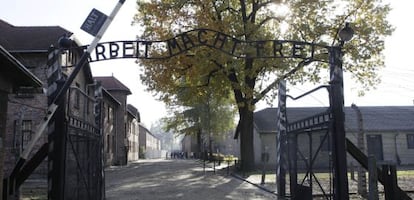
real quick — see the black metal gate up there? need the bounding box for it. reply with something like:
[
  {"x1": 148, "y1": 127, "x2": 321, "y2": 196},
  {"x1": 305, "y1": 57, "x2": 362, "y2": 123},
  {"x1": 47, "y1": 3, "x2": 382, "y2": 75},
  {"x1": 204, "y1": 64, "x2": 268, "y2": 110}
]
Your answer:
[
  {"x1": 47, "y1": 48, "x2": 105, "y2": 200},
  {"x1": 62, "y1": 87, "x2": 104, "y2": 199},
  {"x1": 287, "y1": 109, "x2": 334, "y2": 200}
]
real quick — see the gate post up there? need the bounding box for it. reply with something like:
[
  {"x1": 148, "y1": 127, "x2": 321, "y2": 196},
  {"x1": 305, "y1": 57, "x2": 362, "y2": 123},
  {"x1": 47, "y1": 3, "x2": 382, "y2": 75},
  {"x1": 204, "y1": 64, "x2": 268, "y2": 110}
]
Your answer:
[
  {"x1": 47, "y1": 47, "x2": 67, "y2": 200},
  {"x1": 276, "y1": 80, "x2": 287, "y2": 198},
  {"x1": 288, "y1": 132, "x2": 298, "y2": 199},
  {"x1": 382, "y1": 164, "x2": 399, "y2": 200},
  {"x1": 368, "y1": 156, "x2": 379, "y2": 200},
  {"x1": 94, "y1": 82, "x2": 105, "y2": 200},
  {"x1": 328, "y1": 46, "x2": 349, "y2": 200}
]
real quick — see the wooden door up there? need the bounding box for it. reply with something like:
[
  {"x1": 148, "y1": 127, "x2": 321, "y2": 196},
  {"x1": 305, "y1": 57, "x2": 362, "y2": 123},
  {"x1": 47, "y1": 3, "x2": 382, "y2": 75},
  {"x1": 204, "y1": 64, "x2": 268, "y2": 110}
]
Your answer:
[{"x1": 366, "y1": 134, "x2": 384, "y2": 161}]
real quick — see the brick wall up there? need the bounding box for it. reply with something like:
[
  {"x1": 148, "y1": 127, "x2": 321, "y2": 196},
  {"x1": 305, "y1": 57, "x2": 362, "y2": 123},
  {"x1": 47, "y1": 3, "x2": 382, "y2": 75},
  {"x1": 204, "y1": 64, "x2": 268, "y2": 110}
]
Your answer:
[{"x1": 4, "y1": 53, "x2": 48, "y2": 178}]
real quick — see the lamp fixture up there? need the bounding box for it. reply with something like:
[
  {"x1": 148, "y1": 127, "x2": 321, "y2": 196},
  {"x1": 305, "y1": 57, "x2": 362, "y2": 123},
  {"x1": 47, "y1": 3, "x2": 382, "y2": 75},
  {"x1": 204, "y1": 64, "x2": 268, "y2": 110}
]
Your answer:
[{"x1": 338, "y1": 22, "x2": 354, "y2": 42}]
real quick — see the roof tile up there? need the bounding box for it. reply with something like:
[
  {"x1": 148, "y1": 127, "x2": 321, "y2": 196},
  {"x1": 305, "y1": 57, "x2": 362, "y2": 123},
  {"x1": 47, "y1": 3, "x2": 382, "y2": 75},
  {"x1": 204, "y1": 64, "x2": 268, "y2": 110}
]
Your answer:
[
  {"x1": 0, "y1": 19, "x2": 72, "y2": 52},
  {"x1": 94, "y1": 76, "x2": 132, "y2": 95}
]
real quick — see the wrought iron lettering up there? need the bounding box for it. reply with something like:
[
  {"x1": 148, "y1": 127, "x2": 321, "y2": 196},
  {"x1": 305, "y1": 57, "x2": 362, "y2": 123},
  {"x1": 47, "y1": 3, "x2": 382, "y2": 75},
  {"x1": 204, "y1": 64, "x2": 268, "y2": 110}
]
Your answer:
[
  {"x1": 167, "y1": 38, "x2": 183, "y2": 56},
  {"x1": 94, "y1": 44, "x2": 106, "y2": 61},
  {"x1": 213, "y1": 32, "x2": 228, "y2": 49},
  {"x1": 198, "y1": 29, "x2": 208, "y2": 44},
  {"x1": 75, "y1": 28, "x2": 330, "y2": 62},
  {"x1": 122, "y1": 41, "x2": 135, "y2": 58},
  {"x1": 109, "y1": 42, "x2": 119, "y2": 58},
  {"x1": 181, "y1": 33, "x2": 195, "y2": 49}
]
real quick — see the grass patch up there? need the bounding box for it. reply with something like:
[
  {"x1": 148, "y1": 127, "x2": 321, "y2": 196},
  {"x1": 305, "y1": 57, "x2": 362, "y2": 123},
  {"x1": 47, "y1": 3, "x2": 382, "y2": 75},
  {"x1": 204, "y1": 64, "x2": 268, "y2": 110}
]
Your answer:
[
  {"x1": 397, "y1": 170, "x2": 414, "y2": 176},
  {"x1": 241, "y1": 170, "x2": 414, "y2": 179}
]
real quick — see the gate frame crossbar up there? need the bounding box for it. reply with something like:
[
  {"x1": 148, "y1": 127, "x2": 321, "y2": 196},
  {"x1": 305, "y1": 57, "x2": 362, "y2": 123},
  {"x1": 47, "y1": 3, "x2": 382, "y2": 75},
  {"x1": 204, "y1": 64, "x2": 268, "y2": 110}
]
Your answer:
[
  {"x1": 287, "y1": 112, "x2": 333, "y2": 199},
  {"x1": 285, "y1": 85, "x2": 334, "y2": 200}
]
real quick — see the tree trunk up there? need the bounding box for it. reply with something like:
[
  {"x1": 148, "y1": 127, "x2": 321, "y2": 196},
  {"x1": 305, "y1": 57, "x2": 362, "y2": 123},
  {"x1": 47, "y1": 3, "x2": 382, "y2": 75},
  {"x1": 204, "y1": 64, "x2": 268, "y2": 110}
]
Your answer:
[{"x1": 239, "y1": 106, "x2": 255, "y2": 172}]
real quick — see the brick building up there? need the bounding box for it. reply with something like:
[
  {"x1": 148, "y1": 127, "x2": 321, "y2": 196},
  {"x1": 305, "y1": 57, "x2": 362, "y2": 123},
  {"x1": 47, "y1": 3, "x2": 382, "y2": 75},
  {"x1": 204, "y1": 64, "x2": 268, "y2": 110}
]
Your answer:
[
  {"x1": 95, "y1": 76, "x2": 131, "y2": 166},
  {"x1": 126, "y1": 104, "x2": 140, "y2": 162},
  {"x1": 1, "y1": 19, "x2": 146, "y2": 198},
  {"x1": 100, "y1": 87, "x2": 120, "y2": 166},
  {"x1": 138, "y1": 124, "x2": 162, "y2": 159},
  {"x1": 0, "y1": 19, "x2": 104, "y2": 199},
  {"x1": 0, "y1": 44, "x2": 42, "y2": 198},
  {"x1": 0, "y1": 19, "x2": 72, "y2": 177}
]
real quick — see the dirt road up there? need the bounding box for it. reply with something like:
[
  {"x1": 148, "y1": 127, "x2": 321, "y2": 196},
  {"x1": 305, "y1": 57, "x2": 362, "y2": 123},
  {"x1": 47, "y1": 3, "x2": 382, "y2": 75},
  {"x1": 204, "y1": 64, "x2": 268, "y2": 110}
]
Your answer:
[{"x1": 105, "y1": 159, "x2": 276, "y2": 200}]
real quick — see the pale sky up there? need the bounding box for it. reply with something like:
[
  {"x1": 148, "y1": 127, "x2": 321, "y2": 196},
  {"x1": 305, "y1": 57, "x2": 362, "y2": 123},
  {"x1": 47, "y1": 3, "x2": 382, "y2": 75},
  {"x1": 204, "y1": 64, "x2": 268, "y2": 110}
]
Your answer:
[{"x1": 1, "y1": 0, "x2": 413, "y2": 126}]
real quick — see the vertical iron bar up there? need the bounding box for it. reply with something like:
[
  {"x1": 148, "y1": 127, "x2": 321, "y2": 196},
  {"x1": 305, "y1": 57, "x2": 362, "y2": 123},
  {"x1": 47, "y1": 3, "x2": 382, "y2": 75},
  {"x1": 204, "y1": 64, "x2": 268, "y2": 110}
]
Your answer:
[
  {"x1": 288, "y1": 131, "x2": 298, "y2": 199},
  {"x1": 48, "y1": 81, "x2": 67, "y2": 200},
  {"x1": 276, "y1": 80, "x2": 287, "y2": 198},
  {"x1": 308, "y1": 132, "x2": 313, "y2": 195},
  {"x1": 368, "y1": 156, "x2": 378, "y2": 200},
  {"x1": 95, "y1": 83, "x2": 105, "y2": 200},
  {"x1": 329, "y1": 46, "x2": 349, "y2": 200}
]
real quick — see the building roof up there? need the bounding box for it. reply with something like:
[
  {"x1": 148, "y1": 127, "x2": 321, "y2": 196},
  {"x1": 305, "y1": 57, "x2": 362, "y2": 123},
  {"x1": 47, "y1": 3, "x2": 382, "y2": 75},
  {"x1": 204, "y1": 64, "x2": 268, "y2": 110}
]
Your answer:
[
  {"x1": 0, "y1": 19, "x2": 72, "y2": 52},
  {"x1": 127, "y1": 104, "x2": 141, "y2": 122},
  {"x1": 0, "y1": 45, "x2": 42, "y2": 90},
  {"x1": 254, "y1": 106, "x2": 414, "y2": 133},
  {"x1": 102, "y1": 88, "x2": 121, "y2": 106},
  {"x1": 139, "y1": 123, "x2": 159, "y2": 140},
  {"x1": 0, "y1": 19, "x2": 95, "y2": 87},
  {"x1": 94, "y1": 76, "x2": 132, "y2": 95}
]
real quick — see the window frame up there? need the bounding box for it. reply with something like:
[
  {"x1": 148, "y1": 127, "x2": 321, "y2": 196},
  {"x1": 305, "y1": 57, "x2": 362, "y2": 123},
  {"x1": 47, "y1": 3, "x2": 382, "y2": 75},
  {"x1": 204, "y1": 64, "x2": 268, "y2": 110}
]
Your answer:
[
  {"x1": 74, "y1": 83, "x2": 81, "y2": 109},
  {"x1": 21, "y1": 120, "x2": 33, "y2": 151},
  {"x1": 407, "y1": 134, "x2": 414, "y2": 149}
]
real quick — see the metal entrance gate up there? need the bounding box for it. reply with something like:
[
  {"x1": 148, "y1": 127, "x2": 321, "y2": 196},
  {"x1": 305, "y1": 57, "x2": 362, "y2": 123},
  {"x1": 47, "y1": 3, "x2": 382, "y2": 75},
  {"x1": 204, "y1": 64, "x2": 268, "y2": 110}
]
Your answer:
[
  {"x1": 63, "y1": 87, "x2": 104, "y2": 199},
  {"x1": 47, "y1": 48, "x2": 105, "y2": 200},
  {"x1": 287, "y1": 109, "x2": 334, "y2": 199}
]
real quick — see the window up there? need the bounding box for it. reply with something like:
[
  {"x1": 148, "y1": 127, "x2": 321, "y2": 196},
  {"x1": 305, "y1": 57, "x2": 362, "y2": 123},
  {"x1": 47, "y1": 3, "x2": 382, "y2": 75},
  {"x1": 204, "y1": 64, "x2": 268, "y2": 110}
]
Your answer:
[
  {"x1": 61, "y1": 49, "x2": 78, "y2": 67},
  {"x1": 86, "y1": 89, "x2": 91, "y2": 115},
  {"x1": 112, "y1": 135, "x2": 115, "y2": 153},
  {"x1": 15, "y1": 87, "x2": 35, "y2": 98},
  {"x1": 74, "y1": 83, "x2": 80, "y2": 109},
  {"x1": 108, "y1": 106, "x2": 114, "y2": 123},
  {"x1": 103, "y1": 104, "x2": 108, "y2": 122},
  {"x1": 107, "y1": 135, "x2": 110, "y2": 153},
  {"x1": 21, "y1": 120, "x2": 33, "y2": 151},
  {"x1": 407, "y1": 134, "x2": 414, "y2": 149}
]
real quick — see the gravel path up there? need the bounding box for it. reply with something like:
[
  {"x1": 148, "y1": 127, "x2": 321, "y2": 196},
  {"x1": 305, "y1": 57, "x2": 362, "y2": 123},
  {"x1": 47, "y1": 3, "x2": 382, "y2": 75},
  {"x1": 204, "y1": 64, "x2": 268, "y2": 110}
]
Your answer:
[{"x1": 105, "y1": 159, "x2": 276, "y2": 200}]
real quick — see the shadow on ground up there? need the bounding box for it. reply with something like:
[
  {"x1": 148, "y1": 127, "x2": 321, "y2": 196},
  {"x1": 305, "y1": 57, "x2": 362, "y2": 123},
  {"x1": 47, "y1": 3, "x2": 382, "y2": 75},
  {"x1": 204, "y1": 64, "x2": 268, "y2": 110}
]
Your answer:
[{"x1": 105, "y1": 159, "x2": 275, "y2": 200}]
